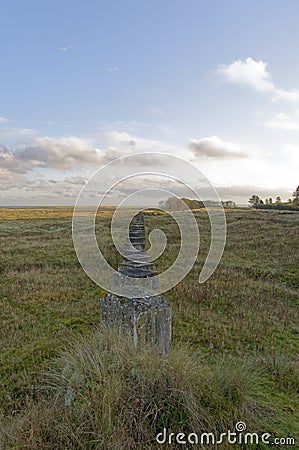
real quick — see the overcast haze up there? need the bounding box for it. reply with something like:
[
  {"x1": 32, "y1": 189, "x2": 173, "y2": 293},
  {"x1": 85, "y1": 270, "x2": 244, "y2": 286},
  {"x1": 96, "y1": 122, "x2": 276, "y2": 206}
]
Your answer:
[{"x1": 1, "y1": 1, "x2": 298, "y2": 206}]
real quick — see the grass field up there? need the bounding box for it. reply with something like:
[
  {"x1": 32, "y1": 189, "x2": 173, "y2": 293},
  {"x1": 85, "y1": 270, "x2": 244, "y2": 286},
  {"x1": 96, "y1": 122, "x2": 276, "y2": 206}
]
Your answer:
[{"x1": 0, "y1": 207, "x2": 298, "y2": 449}]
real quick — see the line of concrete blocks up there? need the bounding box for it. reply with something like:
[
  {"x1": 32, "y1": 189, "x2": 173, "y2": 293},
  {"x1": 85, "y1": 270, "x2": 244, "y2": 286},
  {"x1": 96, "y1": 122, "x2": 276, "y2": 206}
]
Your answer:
[{"x1": 100, "y1": 211, "x2": 172, "y2": 353}]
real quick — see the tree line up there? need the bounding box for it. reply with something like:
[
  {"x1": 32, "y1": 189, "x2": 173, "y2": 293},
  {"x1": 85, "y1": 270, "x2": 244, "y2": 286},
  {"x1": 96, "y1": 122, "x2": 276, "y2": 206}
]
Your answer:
[
  {"x1": 249, "y1": 186, "x2": 299, "y2": 210},
  {"x1": 158, "y1": 197, "x2": 236, "y2": 211}
]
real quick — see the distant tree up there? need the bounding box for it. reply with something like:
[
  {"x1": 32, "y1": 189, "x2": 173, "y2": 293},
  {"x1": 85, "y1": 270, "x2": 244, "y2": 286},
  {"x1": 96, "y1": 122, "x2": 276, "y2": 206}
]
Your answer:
[
  {"x1": 159, "y1": 197, "x2": 204, "y2": 211},
  {"x1": 249, "y1": 195, "x2": 260, "y2": 205},
  {"x1": 164, "y1": 197, "x2": 186, "y2": 211},
  {"x1": 292, "y1": 186, "x2": 299, "y2": 207},
  {"x1": 251, "y1": 187, "x2": 299, "y2": 211},
  {"x1": 222, "y1": 200, "x2": 236, "y2": 208},
  {"x1": 181, "y1": 198, "x2": 203, "y2": 209}
]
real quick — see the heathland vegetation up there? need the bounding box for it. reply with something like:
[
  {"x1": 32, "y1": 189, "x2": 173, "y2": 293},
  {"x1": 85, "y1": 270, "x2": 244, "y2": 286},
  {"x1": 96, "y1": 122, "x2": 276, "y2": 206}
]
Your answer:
[{"x1": 0, "y1": 207, "x2": 298, "y2": 448}]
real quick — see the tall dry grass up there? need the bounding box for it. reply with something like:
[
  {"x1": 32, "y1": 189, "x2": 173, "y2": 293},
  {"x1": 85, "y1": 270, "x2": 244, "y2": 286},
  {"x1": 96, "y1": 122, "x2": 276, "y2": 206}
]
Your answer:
[{"x1": 1, "y1": 326, "x2": 269, "y2": 450}]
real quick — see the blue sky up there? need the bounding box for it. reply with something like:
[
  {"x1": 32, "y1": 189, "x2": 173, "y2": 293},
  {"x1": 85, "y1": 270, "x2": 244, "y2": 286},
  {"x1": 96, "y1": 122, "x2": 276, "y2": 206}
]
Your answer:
[{"x1": 1, "y1": 0, "x2": 299, "y2": 205}]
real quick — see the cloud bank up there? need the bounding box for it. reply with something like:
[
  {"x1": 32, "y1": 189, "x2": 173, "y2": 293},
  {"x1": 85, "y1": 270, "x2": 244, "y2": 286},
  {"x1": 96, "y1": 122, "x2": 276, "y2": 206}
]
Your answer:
[
  {"x1": 189, "y1": 136, "x2": 247, "y2": 159},
  {"x1": 19, "y1": 137, "x2": 101, "y2": 169}
]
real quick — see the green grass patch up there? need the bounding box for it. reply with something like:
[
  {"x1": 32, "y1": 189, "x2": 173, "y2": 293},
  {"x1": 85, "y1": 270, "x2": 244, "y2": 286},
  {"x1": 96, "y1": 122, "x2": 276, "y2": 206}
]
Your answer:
[{"x1": 0, "y1": 208, "x2": 298, "y2": 448}]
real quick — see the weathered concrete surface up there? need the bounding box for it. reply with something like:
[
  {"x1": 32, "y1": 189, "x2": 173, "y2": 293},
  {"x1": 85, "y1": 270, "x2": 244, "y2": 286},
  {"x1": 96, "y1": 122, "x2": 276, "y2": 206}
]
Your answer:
[
  {"x1": 100, "y1": 211, "x2": 172, "y2": 353},
  {"x1": 100, "y1": 292, "x2": 172, "y2": 353}
]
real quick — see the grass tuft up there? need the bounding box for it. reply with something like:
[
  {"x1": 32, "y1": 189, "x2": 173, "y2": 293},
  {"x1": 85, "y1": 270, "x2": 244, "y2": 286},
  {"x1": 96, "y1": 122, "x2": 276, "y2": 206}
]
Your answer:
[{"x1": 0, "y1": 327, "x2": 281, "y2": 450}]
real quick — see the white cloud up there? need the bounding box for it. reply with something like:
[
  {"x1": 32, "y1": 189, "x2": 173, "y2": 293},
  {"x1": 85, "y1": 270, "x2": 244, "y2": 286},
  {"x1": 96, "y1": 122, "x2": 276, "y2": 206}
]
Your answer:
[
  {"x1": 0, "y1": 131, "x2": 175, "y2": 178},
  {"x1": 0, "y1": 137, "x2": 114, "y2": 174},
  {"x1": 217, "y1": 57, "x2": 299, "y2": 102},
  {"x1": 105, "y1": 131, "x2": 136, "y2": 147},
  {"x1": 264, "y1": 112, "x2": 299, "y2": 130},
  {"x1": 19, "y1": 136, "x2": 102, "y2": 169},
  {"x1": 0, "y1": 145, "x2": 31, "y2": 173},
  {"x1": 189, "y1": 136, "x2": 247, "y2": 159},
  {"x1": 0, "y1": 117, "x2": 9, "y2": 124},
  {"x1": 218, "y1": 57, "x2": 274, "y2": 92},
  {"x1": 0, "y1": 145, "x2": 18, "y2": 170},
  {"x1": 0, "y1": 128, "x2": 297, "y2": 206},
  {"x1": 0, "y1": 126, "x2": 37, "y2": 139},
  {"x1": 274, "y1": 89, "x2": 299, "y2": 102},
  {"x1": 58, "y1": 46, "x2": 72, "y2": 52},
  {"x1": 0, "y1": 169, "x2": 28, "y2": 189},
  {"x1": 64, "y1": 175, "x2": 87, "y2": 185},
  {"x1": 0, "y1": 131, "x2": 178, "y2": 178}
]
